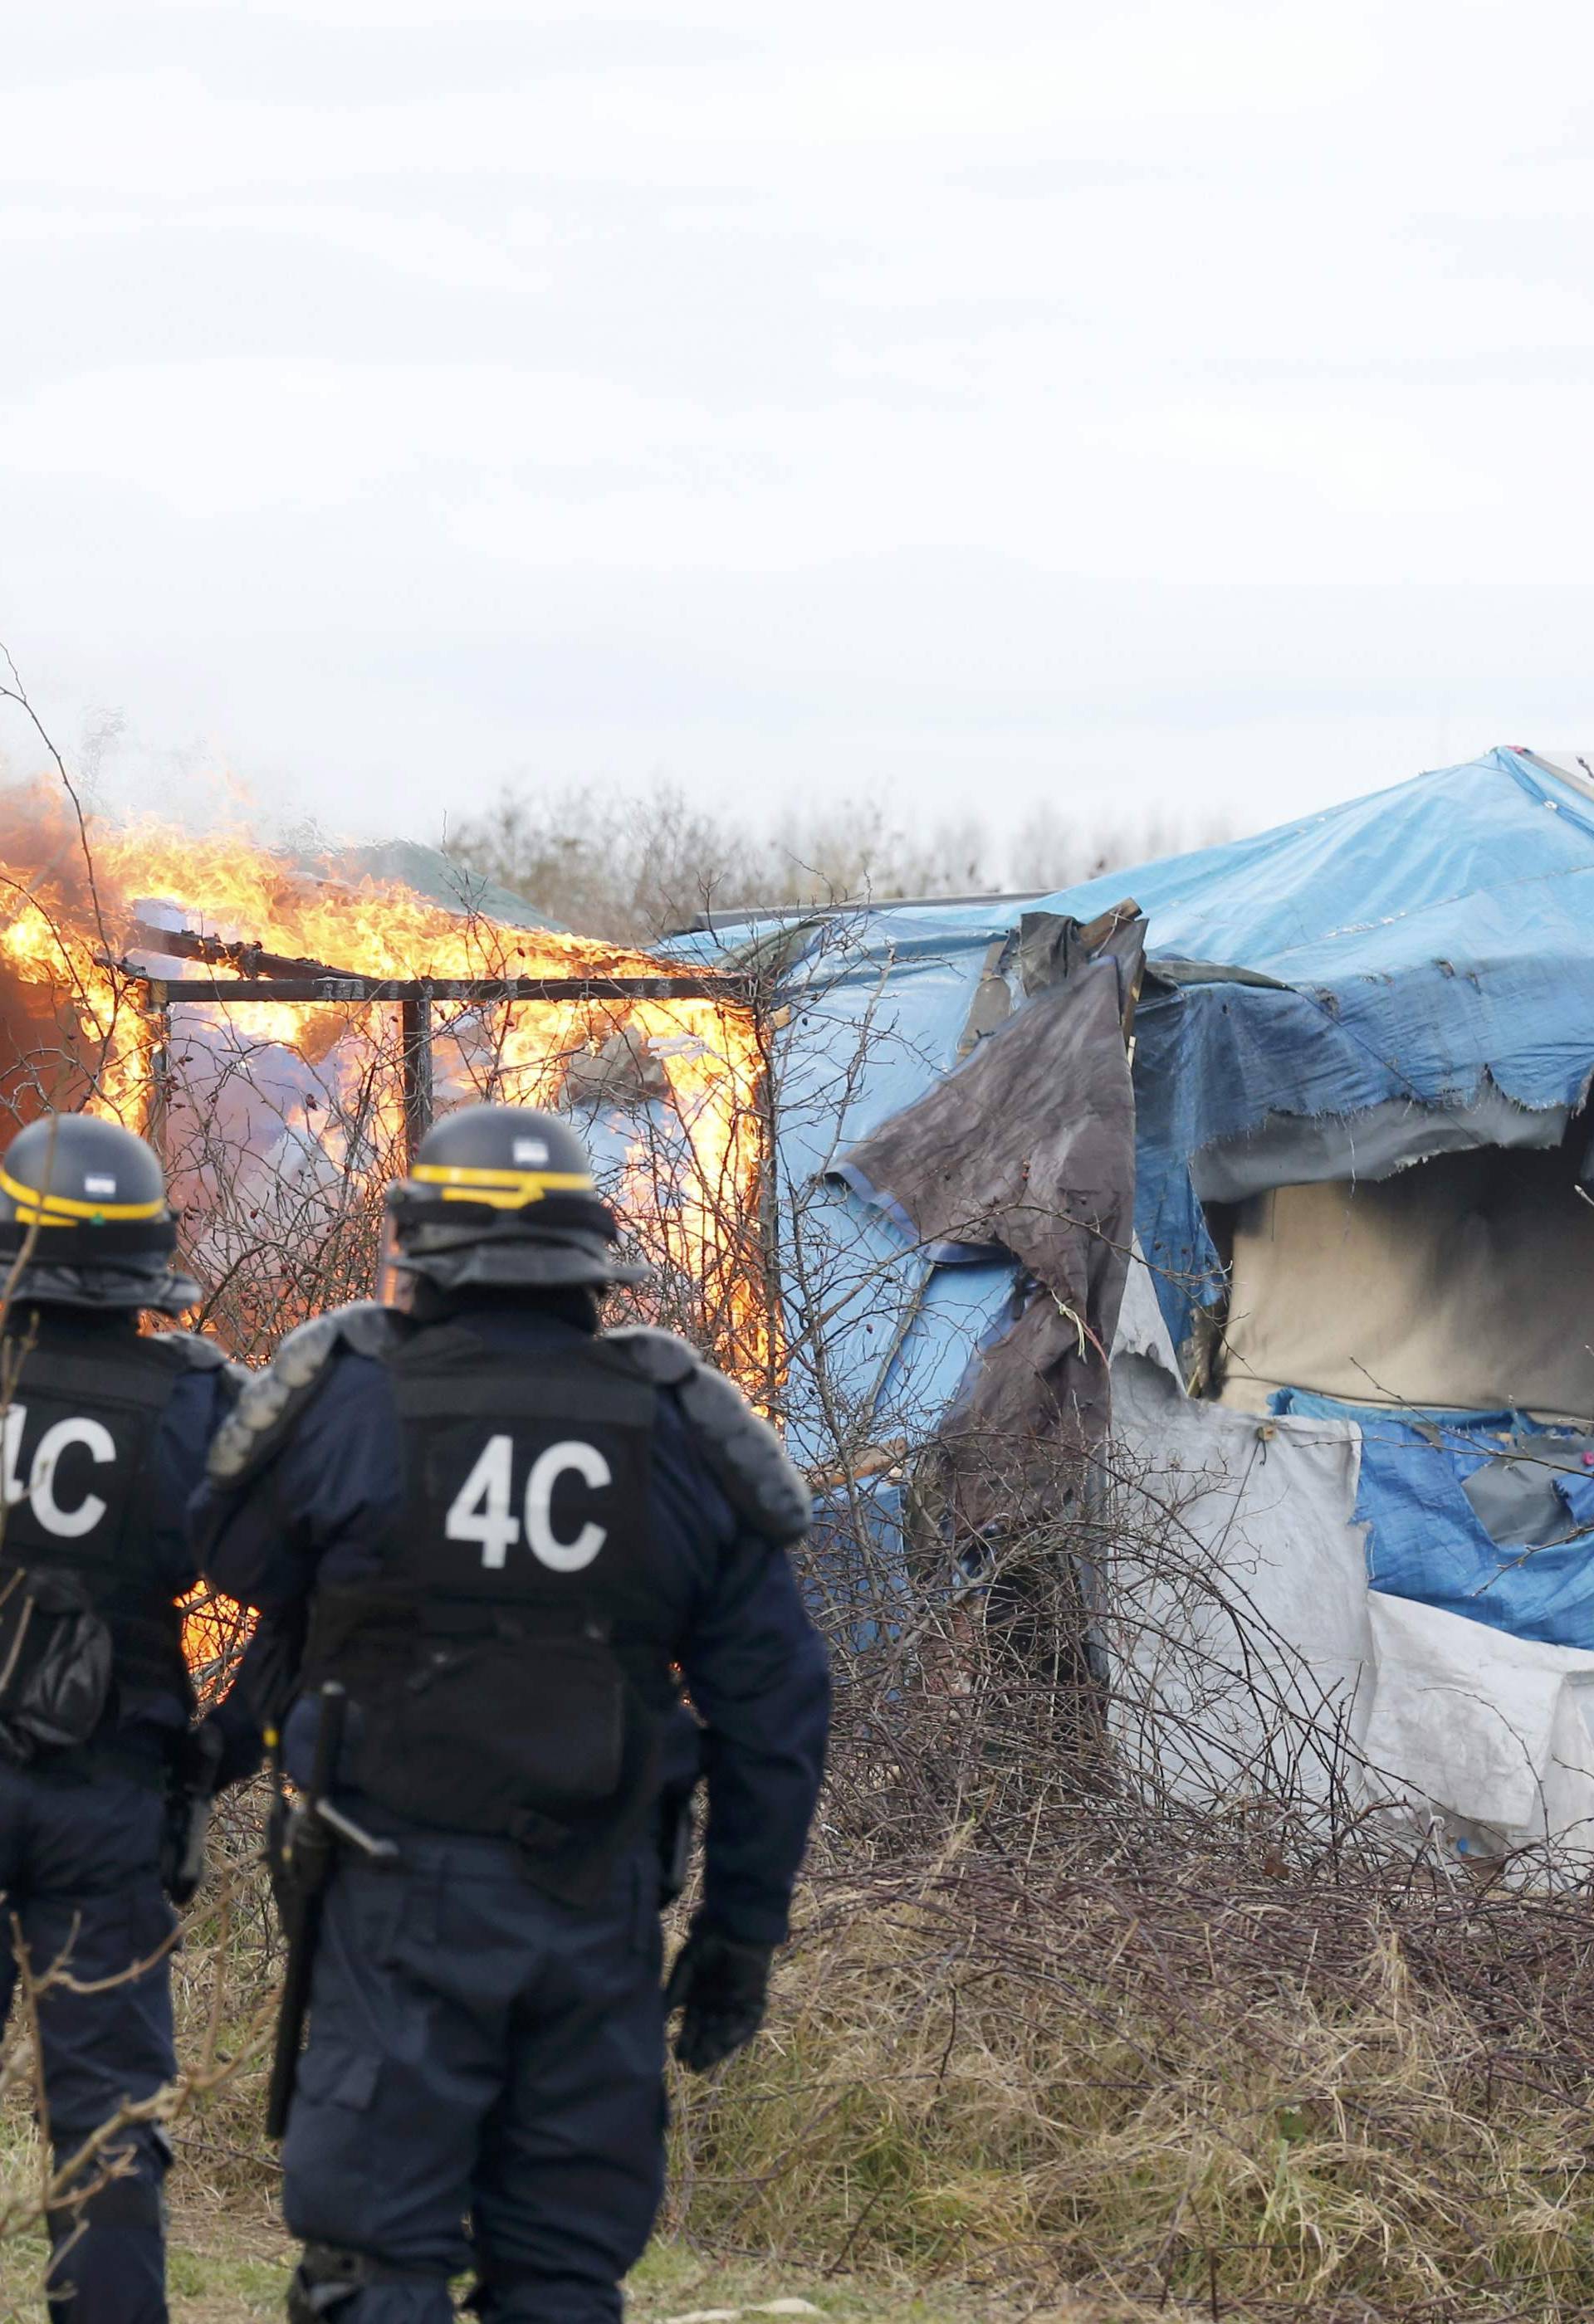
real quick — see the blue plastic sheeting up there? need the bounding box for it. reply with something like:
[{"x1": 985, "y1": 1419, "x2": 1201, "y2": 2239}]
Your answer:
[
  {"x1": 1275, "y1": 1389, "x2": 1594, "y2": 1649},
  {"x1": 765, "y1": 905, "x2": 1021, "y2": 1181},
  {"x1": 777, "y1": 1179, "x2": 932, "y2": 1471},
  {"x1": 804, "y1": 1477, "x2": 913, "y2": 1653},
  {"x1": 778, "y1": 1170, "x2": 1019, "y2": 1462},
  {"x1": 682, "y1": 750, "x2": 1594, "y2": 1357},
  {"x1": 832, "y1": 1161, "x2": 1005, "y2": 1266},
  {"x1": 1022, "y1": 747, "x2": 1594, "y2": 1003},
  {"x1": 673, "y1": 745, "x2": 1594, "y2": 1550},
  {"x1": 692, "y1": 749, "x2": 1594, "y2": 1117},
  {"x1": 731, "y1": 909, "x2": 1026, "y2": 1448},
  {"x1": 1040, "y1": 750, "x2": 1594, "y2": 1347},
  {"x1": 873, "y1": 1257, "x2": 1021, "y2": 1439}
]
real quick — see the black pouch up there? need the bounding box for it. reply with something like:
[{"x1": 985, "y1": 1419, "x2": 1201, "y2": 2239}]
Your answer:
[
  {"x1": 0, "y1": 1568, "x2": 115, "y2": 1765},
  {"x1": 353, "y1": 1626, "x2": 628, "y2": 1840},
  {"x1": 159, "y1": 1719, "x2": 224, "y2": 1904}
]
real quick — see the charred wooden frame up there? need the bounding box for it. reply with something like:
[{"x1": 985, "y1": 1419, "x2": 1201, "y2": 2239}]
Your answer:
[{"x1": 110, "y1": 922, "x2": 755, "y2": 1164}]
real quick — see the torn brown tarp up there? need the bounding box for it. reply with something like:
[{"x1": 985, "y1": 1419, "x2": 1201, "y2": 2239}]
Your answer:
[{"x1": 839, "y1": 918, "x2": 1141, "y2": 1531}]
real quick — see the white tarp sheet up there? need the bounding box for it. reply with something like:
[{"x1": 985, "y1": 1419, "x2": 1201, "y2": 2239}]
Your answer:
[
  {"x1": 1362, "y1": 1590, "x2": 1594, "y2": 1856},
  {"x1": 1107, "y1": 1245, "x2": 1594, "y2": 1859}
]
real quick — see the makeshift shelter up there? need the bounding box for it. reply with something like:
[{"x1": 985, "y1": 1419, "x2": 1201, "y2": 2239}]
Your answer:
[{"x1": 675, "y1": 746, "x2": 1594, "y2": 1862}]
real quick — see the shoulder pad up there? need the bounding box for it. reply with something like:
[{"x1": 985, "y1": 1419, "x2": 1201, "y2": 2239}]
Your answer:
[
  {"x1": 605, "y1": 1327, "x2": 812, "y2": 1547},
  {"x1": 206, "y1": 1303, "x2": 406, "y2": 1489},
  {"x1": 151, "y1": 1330, "x2": 230, "y2": 1372},
  {"x1": 603, "y1": 1325, "x2": 699, "y2": 1387}
]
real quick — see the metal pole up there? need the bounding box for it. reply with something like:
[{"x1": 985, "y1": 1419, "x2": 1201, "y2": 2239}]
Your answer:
[
  {"x1": 400, "y1": 985, "x2": 433, "y2": 1168},
  {"x1": 139, "y1": 980, "x2": 172, "y2": 1162}
]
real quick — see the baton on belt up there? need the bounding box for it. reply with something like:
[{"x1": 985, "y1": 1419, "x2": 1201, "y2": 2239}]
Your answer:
[{"x1": 265, "y1": 1681, "x2": 400, "y2": 2141}]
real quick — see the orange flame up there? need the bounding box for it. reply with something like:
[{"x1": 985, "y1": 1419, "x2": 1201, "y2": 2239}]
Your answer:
[
  {"x1": 0, "y1": 793, "x2": 770, "y2": 1370},
  {"x1": 0, "y1": 798, "x2": 773, "y2": 1672}
]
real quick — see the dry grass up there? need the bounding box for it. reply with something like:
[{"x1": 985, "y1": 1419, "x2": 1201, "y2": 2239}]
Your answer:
[
  {"x1": 669, "y1": 1843, "x2": 1594, "y2": 2322},
  {"x1": 6, "y1": 1586, "x2": 1594, "y2": 2322},
  {"x1": 2, "y1": 1800, "x2": 1593, "y2": 2319}
]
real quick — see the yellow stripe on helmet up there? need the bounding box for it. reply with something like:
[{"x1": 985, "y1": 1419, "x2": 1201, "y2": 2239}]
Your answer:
[
  {"x1": 0, "y1": 1165, "x2": 167, "y2": 1226},
  {"x1": 410, "y1": 1163, "x2": 596, "y2": 1212}
]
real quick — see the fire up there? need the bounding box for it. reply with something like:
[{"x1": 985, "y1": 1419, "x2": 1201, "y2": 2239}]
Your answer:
[
  {"x1": 0, "y1": 790, "x2": 780, "y2": 1701},
  {"x1": 0, "y1": 793, "x2": 774, "y2": 1677},
  {"x1": 0, "y1": 788, "x2": 771, "y2": 1367}
]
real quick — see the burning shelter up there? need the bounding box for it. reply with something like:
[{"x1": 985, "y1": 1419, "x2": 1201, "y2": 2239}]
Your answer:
[
  {"x1": 0, "y1": 799, "x2": 770, "y2": 1384},
  {"x1": 676, "y1": 745, "x2": 1594, "y2": 1863}
]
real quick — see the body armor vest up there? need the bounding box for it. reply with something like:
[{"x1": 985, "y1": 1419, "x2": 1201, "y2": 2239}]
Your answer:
[
  {"x1": 0, "y1": 1333, "x2": 196, "y2": 1730},
  {"x1": 305, "y1": 1321, "x2": 682, "y2": 1899}
]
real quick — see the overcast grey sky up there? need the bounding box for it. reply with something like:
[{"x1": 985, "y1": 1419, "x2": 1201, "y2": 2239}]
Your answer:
[{"x1": 3, "y1": 0, "x2": 1594, "y2": 853}]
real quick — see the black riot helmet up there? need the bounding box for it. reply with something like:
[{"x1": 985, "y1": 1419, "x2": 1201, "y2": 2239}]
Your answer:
[
  {"x1": 0, "y1": 1114, "x2": 199, "y2": 1316},
  {"x1": 382, "y1": 1103, "x2": 643, "y2": 1296}
]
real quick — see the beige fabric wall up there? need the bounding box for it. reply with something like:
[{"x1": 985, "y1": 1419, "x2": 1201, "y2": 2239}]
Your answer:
[{"x1": 1218, "y1": 1145, "x2": 1594, "y2": 1418}]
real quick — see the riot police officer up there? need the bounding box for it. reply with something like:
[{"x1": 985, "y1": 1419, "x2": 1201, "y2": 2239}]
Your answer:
[
  {"x1": 192, "y1": 1103, "x2": 829, "y2": 2324},
  {"x1": 0, "y1": 1111, "x2": 260, "y2": 2324}
]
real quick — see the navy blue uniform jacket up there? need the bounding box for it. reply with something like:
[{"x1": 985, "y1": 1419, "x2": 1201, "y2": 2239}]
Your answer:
[
  {"x1": 4, "y1": 1311, "x2": 262, "y2": 1782},
  {"x1": 192, "y1": 1305, "x2": 829, "y2": 1945}
]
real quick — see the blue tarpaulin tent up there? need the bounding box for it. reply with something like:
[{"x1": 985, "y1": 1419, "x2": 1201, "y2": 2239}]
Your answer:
[{"x1": 680, "y1": 746, "x2": 1594, "y2": 1656}]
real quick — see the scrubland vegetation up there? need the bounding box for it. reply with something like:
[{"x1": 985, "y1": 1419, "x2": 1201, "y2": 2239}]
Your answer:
[
  {"x1": 10, "y1": 1550, "x2": 1594, "y2": 2324},
  {"x1": 444, "y1": 780, "x2": 1230, "y2": 942},
  {"x1": 0, "y1": 705, "x2": 1582, "y2": 2321}
]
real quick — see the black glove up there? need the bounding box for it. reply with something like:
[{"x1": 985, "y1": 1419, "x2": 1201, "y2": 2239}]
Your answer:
[{"x1": 663, "y1": 1923, "x2": 775, "y2": 2073}]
